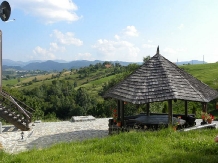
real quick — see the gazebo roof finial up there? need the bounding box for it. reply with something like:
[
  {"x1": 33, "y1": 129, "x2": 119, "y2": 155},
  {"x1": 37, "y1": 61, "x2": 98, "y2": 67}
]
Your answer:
[{"x1": 156, "y1": 46, "x2": 159, "y2": 54}]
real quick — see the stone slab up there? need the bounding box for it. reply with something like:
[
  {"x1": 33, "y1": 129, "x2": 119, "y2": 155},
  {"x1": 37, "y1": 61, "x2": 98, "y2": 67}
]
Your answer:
[
  {"x1": 0, "y1": 118, "x2": 109, "y2": 154},
  {"x1": 71, "y1": 116, "x2": 96, "y2": 122}
]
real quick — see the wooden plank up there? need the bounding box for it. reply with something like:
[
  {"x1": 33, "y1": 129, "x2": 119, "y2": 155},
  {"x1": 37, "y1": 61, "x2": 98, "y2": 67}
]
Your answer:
[
  {"x1": 182, "y1": 123, "x2": 216, "y2": 132},
  {"x1": 202, "y1": 102, "x2": 207, "y2": 112},
  {"x1": 134, "y1": 115, "x2": 185, "y2": 125},
  {"x1": 117, "y1": 100, "x2": 120, "y2": 120},
  {"x1": 168, "y1": 100, "x2": 172, "y2": 125},
  {"x1": 120, "y1": 101, "x2": 124, "y2": 127},
  {"x1": 146, "y1": 103, "x2": 150, "y2": 116},
  {"x1": 185, "y1": 101, "x2": 188, "y2": 117}
]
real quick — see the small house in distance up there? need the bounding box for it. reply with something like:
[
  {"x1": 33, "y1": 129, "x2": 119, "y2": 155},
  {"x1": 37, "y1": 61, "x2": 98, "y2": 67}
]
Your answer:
[{"x1": 104, "y1": 46, "x2": 218, "y2": 131}]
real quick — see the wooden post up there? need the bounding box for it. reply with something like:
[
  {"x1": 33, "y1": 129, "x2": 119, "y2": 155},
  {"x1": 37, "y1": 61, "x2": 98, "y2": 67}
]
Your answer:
[
  {"x1": 168, "y1": 100, "x2": 172, "y2": 125},
  {"x1": 202, "y1": 102, "x2": 207, "y2": 112},
  {"x1": 185, "y1": 101, "x2": 188, "y2": 118},
  {"x1": 205, "y1": 103, "x2": 207, "y2": 113},
  {"x1": 0, "y1": 30, "x2": 2, "y2": 92},
  {"x1": 117, "y1": 100, "x2": 120, "y2": 120},
  {"x1": 146, "y1": 103, "x2": 150, "y2": 116},
  {"x1": 120, "y1": 101, "x2": 124, "y2": 127}
]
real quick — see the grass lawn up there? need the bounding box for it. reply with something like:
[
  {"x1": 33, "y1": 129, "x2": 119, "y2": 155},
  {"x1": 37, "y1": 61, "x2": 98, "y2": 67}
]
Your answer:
[
  {"x1": 1, "y1": 129, "x2": 218, "y2": 163},
  {"x1": 180, "y1": 63, "x2": 218, "y2": 89}
]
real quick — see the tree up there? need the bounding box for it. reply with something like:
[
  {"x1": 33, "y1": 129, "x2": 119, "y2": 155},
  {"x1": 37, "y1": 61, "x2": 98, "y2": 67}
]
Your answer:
[
  {"x1": 143, "y1": 56, "x2": 150, "y2": 63},
  {"x1": 76, "y1": 88, "x2": 95, "y2": 115},
  {"x1": 115, "y1": 63, "x2": 121, "y2": 67},
  {"x1": 74, "y1": 81, "x2": 77, "y2": 87},
  {"x1": 162, "y1": 103, "x2": 168, "y2": 113},
  {"x1": 126, "y1": 63, "x2": 140, "y2": 72},
  {"x1": 17, "y1": 77, "x2": 21, "y2": 83}
]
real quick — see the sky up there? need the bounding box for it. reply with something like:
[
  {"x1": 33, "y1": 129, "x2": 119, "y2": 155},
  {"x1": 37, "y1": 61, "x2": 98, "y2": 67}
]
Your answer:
[{"x1": 0, "y1": 0, "x2": 218, "y2": 63}]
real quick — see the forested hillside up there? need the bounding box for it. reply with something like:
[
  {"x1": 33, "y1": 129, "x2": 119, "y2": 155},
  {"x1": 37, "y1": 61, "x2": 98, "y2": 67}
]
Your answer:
[
  {"x1": 2, "y1": 62, "x2": 218, "y2": 121},
  {"x1": 2, "y1": 62, "x2": 140, "y2": 121}
]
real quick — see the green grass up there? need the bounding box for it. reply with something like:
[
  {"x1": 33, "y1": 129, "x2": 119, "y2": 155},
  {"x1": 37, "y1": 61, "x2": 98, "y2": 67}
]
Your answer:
[
  {"x1": 1, "y1": 129, "x2": 218, "y2": 163},
  {"x1": 72, "y1": 74, "x2": 117, "y2": 102},
  {"x1": 11, "y1": 69, "x2": 115, "y2": 91},
  {"x1": 20, "y1": 73, "x2": 57, "y2": 83},
  {"x1": 180, "y1": 63, "x2": 218, "y2": 89},
  {"x1": 2, "y1": 78, "x2": 26, "y2": 87},
  {"x1": 75, "y1": 75, "x2": 116, "y2": 97}
]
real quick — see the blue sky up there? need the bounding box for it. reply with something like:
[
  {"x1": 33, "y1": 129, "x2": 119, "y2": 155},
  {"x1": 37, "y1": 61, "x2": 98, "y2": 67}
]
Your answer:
[{"x1": 1, "y1": 0, "x2": 218, "y2": 63}]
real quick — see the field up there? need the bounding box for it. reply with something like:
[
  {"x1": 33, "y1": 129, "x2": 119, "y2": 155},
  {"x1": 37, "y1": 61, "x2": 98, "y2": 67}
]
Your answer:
[
  {"x1": 2, "y1": 67, "x2": 119, "y2": 99},
  {"x1": 0, "y1": 129, "x2": 218, "y2": 163},
  {"x1": 180, "y1": 63, "x2": 218, "y2": 89}
]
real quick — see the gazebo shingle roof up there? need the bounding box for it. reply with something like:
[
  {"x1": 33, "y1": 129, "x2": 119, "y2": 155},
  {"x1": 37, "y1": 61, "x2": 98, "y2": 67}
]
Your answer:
[{"x1": 104, "y1": 51, "x2": 218, "y2": 104}]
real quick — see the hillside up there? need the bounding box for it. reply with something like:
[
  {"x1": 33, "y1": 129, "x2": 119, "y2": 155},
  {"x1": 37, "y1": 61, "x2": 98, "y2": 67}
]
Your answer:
[
  {"x1": 3, "y1": 62, "x2": 218, "y2": 99},
  {"x1": 180, "y1": 63, "x2": 218, "y2": 89},
  {"x1": 2, "y1": 62, "x2": 218, "y2": 121},
  {"x1": 3, "y1": 59, "x2": 143, "y2": 71},
  {"x1": 3, "y1": 59, "x2": 206, "y2": 71}
]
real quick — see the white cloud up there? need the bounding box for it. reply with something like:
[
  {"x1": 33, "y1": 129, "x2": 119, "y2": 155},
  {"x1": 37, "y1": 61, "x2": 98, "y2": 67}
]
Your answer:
[
  {"x1": 163, "y1": 47, "x2": 177, "y2": 54},
  {"x1": 176, "y1": 48, "x2": 187, "y2": 53},
  {"x1": 142, "y1": 44, "x2": 156, "y2": 48},
  {"x1": 162, "y1": 47, "x2": 188, "y2": 62},
  {"x1": 164, "y1": 47, "x2": 187, "y2": 54},
  {"x1": 75, "y1": 53, "x2": 94, "y2": 60},
  {"x1": 32, "y1": 46, "x2": 56, "y2": 60},
  {"x1": 11, "y1": 0, "x2": 80, "y2": 23},
  {"x1": 124, "y1": 26, "x2": 139, "y2": 37},
  {"x1": 49, "y1": 42, "x2": 65, "y2": 52},
  {"x1": 178, "y1": 24, "x2": 184, "y2": 30},
  {"x1": 51, "y1": 30, "x2": 83, "y2": 46},
  {"x1": 114, "y1": 35, "x2": 120, "y2": 40},
  {"x1": 147, "y1": 40, "x2": 153, "y2": 43},
  {"x1": 92, "y1": 39, "x2": 140, "y2": 61},
  {"x1": 32, "y1": 29, "x2": 82, "y2": 60}
]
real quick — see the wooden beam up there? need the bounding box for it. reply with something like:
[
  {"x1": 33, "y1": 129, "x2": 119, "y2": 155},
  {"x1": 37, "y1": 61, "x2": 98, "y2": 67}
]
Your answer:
[
  {"x1": 146, "y1": 103, "x2": 150, "y2": 116},
  {"x1": 0, "y1": 30, "x2": 2, "y2": 92},
  {"x1": 117, "y1": 100, "x2": 120, "y2": 120},
  {"x1": 205, "y1": 103, "x2": 208, "y2": 113},
  {"x1": 183, "y1": 123, "x2": 216, "y2": 132},
  {"x1": 168, "y1": 100, "x2": 172, "y2": 125},
  {"x1": 185, "y1": 101, "x2": 188, "y2": 117},
  {"x1": 120, "y1": 101, "x2": 124, "y2": 127},
  {"x1": 202, "y1": 102, "x2": 207, "y2": 112}
]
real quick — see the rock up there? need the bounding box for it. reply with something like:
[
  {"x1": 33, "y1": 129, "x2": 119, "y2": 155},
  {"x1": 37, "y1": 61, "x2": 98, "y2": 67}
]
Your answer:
[{"x1": 70, "y1": 116, "x2": 96, "y2": 122}]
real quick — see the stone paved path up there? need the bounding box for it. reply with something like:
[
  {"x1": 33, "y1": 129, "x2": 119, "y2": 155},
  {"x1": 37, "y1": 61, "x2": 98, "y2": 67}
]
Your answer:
[{"x1": 0, "y1": 118, "x2": 110, "y2": 154}]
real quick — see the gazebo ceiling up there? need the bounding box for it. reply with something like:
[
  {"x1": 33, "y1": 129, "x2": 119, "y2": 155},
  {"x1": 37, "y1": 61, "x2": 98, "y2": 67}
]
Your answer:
[{"x1": 103, "y1": 47, "x2": 218, "y2": 104}]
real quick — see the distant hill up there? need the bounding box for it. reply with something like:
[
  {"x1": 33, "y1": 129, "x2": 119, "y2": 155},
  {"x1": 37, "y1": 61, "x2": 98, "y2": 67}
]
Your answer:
[
  {"x1": 3, "y1": 59, "x2": 44, "y2": 67},
  {"x1": 2, "y1": 59, "x2": 205, "y2": 71},
  {"x1": 2, "y1": 65, "x2": 23, "y2": 71},
  {"x1": 2, "y1": 59, "x2": 143, "y2": 71},
  {"x1": 175, "y1": 60, "x2": 206, "y2": 65}
]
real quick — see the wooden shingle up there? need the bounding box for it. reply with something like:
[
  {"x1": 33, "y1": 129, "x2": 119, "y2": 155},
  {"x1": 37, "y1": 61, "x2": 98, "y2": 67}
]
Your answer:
[{"x1": 104, "y1": 50, "x2": 218, "y2": 104}]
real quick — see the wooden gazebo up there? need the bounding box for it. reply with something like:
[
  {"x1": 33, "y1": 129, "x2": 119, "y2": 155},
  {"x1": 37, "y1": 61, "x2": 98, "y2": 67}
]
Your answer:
[{"x1": 104, "y1": 47, "x2": 218, "y2": 127}]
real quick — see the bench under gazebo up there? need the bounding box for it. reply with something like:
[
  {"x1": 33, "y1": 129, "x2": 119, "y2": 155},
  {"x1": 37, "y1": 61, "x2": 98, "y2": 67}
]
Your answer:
[{"x1": 104, "y1": 47, "x2": 218, "y2": 133}]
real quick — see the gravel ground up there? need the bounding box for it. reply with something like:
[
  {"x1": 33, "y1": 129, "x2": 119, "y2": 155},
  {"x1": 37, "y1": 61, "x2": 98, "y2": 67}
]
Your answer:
[{"x1": 0, "y1": 118, "x2": 110, "y2": 154}]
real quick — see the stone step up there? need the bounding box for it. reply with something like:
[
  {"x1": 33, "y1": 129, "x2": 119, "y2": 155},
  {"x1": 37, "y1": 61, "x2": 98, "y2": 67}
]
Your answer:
[
  {"x1": 3, "y1": 110, "x2": 8, "y2": 114},
  {"x1": 13, "y1": 117, "x2": 18, "y2": 120}
]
